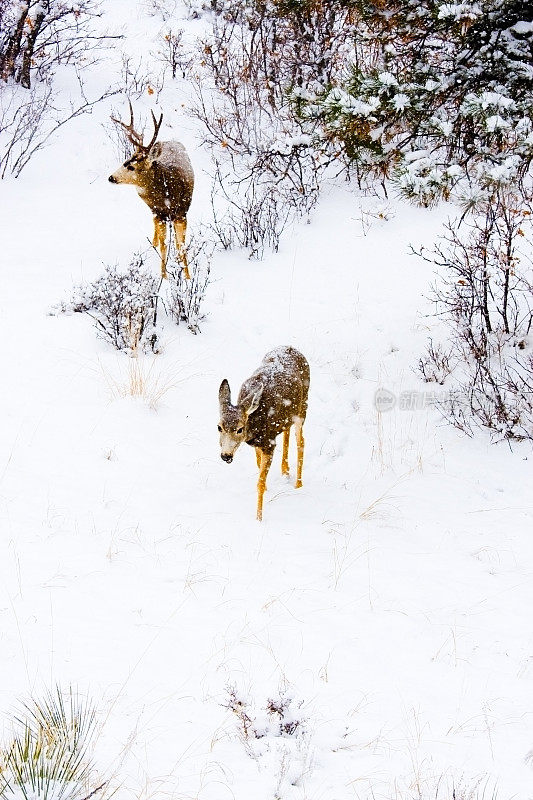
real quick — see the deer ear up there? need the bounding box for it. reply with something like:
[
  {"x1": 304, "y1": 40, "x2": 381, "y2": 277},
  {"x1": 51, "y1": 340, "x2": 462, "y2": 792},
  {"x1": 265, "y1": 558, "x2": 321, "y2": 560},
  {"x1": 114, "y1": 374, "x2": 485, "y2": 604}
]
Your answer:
[
  {"x1": 150, "y1": 141, "x2": 163, "y2": 160},
  {"x1": 147, "y1": 142, "x2": 163, "y2": 167},
  {"x1": 219, "y1": 379, "x2": 231, "y2": 409},
  {"x1": 244, "y1": 383, "x2": 263, "y2": 416}
]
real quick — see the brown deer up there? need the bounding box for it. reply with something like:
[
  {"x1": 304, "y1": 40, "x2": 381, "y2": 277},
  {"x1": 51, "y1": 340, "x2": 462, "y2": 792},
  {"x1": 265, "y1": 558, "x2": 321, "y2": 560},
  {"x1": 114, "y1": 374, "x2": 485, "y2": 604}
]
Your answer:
[
  {"x1": 218, "y1": 346, "x2": 310, "y2": 521},
  {"x1": 109, "y1": 102, "x2": 194, "y2": 279}
]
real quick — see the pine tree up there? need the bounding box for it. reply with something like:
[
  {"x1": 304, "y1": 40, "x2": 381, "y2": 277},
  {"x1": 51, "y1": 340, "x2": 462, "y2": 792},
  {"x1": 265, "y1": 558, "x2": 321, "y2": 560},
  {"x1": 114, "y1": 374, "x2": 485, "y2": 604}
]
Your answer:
[{"x1": 297, "y1": 0, "x2": 533, "y2": 205}]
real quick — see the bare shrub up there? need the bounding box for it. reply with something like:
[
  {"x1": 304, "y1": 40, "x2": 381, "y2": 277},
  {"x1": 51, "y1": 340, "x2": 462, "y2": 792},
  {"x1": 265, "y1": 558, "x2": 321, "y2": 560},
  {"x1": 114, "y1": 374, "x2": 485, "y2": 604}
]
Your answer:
[
  {"x1": 266, "y1": 694, "x2": 304, "y2": 738},
  {"x1": 191, "y1": 0, "x2": 353, "y2": 256},
  {"x1": 154, "y1": 28, "x2": 193, "y2": 80},
  {"x1": 0, "y1": 77, "x2": 118, "y2": 178},
  {"x1": 164, "y1": 234, "x2": 212, "y2": 334},
  {"x1": 57, "y1": 256, "x2": 161, "y2": 354},
  {"x1": 418, "y1": 189, "x2": 533, "y2": 441},
  {"x1": 224, "y1": 686, "x2": 257, "y2": 741},
  {"x1": 222, "y1": 683, "x2": 313, "y2": 798},
  {"x1": 54, "y1": 240, "x2": 211, "y2": 349},
  {"x1": 418, "y1": 340, "x2": 455, "y2": 385},
  {"x1": 195, "y1": 78, "x2": 322, "y2": 257},
  {"x1": 117, "y1": 53, "x2": 166, "y2": 105},
  {"x1": 223, "y1": 685, "x2": 306, "y2": 741},
  {"x1": 209, "y1": 164, "x2": 292, "y2": 257},
  {"x1": 0, "y1": 1, "x2": 119, "y2": 177}
]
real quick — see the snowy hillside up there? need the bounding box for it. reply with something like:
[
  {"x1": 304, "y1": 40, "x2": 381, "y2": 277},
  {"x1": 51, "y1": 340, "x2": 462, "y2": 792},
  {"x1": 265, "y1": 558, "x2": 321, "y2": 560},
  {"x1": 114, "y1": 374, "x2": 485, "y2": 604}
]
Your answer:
[{"x1": 0, "y1": 2, "x2": 532, "y2": 799}]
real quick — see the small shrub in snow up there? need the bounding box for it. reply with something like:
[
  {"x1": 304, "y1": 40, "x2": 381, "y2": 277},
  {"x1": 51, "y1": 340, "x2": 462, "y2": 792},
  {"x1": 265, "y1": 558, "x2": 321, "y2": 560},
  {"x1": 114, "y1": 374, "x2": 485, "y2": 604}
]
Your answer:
[
  {"x1": 153, "y1": 28, "x2": 193, "y2": 81},
  {"x1": 61, "y1": 257, "x2": 160, "y2": 354},
  {"x1": 209, "y1": 172, "x2": 292, "y2": 259},
  {"x1": 104, "y1": 357, "x2": 178, "y2": 409},
  {"x1": 223, "y1": 685, "x2": 306, "y2": 741},
  {"x1": 266, "y1": 694, "x2": 303, "y2": 738},
  {"x1": 418, "y1": 189, "x2": 533, "y2": 441},
  {"x1": 418, "y1": 340, "x2": 455, "y2": 385},
  {"x1": 164, "y1": 234, "x2": 212, "y2": 334},
  {"x1": 222, "y1": 685, "x2": 313, "y2": 798},
  {"x1": 0, "y1": 686, "x2": 106, "y2": 800}
]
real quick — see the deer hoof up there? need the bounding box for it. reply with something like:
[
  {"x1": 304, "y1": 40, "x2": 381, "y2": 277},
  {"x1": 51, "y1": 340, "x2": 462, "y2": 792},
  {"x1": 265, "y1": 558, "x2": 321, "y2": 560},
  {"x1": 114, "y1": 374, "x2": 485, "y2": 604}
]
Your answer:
[{"x1": 295, "y1": 480, "x2": 302, "y2": 489}]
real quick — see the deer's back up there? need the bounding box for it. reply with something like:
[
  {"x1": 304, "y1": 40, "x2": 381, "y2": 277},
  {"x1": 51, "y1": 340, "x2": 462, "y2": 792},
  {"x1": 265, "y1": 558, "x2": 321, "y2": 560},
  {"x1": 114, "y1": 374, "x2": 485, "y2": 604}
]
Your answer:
[
  {"x1": 143, "y1": 141, "x2": 194, "y2": 220},
  {"x1": 240, "y1": 346, "x2": 310, "y2": 454}
]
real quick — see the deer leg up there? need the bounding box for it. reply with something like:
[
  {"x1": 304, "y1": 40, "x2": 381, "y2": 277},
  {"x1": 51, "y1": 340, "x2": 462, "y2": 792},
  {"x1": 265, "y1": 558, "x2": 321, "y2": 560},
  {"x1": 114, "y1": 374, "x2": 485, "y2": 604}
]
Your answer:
[
  {"x1": 153, "y1": 217, "x2": 168, "y2": 278},
  {"x1": 173, "y1": 218, "x2": 190, "y2": 280},
  {"x1": 294, "y1": 417, "x2": 304, "y2": 489},
  {"x1": 257, "y1": 451, "x2": 273, "y2": 521},
  {"x1": 281, "y1": 427, "x2": 290, "y2": 476},
  {"x1": 256, "y1": 446, "x2": 268, "y2": 491}
]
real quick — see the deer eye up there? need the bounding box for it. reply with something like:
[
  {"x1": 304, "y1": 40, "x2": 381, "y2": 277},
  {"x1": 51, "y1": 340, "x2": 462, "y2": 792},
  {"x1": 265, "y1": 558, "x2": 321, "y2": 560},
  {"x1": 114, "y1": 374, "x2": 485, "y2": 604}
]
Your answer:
[
  {"x1": 126, "y1": 164, "x2": 135, "y2": 171},
  {"x1": 217, "y1": 425, "x2": 222, "y2": 432},
  {"x1": 236, "y1": 427, "x2": 243, "y2": 435}
]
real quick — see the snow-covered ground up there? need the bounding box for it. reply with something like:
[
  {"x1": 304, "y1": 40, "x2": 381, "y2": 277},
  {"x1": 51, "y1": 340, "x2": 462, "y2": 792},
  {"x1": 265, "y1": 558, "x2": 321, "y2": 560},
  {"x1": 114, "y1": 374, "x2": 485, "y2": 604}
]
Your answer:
[{"x1": 1, "y1": 3, "x2": 532, "y2": 798}]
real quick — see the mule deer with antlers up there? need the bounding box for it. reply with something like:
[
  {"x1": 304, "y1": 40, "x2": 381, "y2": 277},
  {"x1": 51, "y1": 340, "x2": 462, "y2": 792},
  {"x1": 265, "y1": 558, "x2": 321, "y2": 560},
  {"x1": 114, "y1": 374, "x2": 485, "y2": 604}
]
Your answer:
[
  {"x1": 109, "y1": 102, "x2": 194, "y2": 279},
  {"x1": 218, "y1": 346, "x2": 310, "y2": 521}
]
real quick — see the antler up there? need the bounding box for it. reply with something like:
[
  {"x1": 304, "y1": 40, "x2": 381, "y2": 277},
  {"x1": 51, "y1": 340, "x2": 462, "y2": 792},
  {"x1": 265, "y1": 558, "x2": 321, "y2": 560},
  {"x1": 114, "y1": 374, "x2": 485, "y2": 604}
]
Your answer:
[
  {"x1": 111, "y1": 102, "x2": 163, "y2": 153},
  {"x1": 144, "y1": 110, "x2": 163, "y2": 153},
  {"x1": 111, "y1": 100, "x2": 145, "y2": 149}
]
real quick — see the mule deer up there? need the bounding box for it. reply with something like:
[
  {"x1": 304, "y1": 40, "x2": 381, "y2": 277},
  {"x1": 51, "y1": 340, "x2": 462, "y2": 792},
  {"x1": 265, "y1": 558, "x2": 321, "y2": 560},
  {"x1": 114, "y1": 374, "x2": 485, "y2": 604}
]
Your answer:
[
  {"x1": 218, "y1": 346, "x2": 310, "y2": 521},
  {"x1": 109, "y1": 102, "x2": 194, "y2": 279}
]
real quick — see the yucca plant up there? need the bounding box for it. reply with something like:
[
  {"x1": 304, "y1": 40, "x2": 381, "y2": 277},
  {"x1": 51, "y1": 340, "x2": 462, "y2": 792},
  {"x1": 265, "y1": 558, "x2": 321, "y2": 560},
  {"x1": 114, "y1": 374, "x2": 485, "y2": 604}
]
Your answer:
[{"x1": 0, "y1": 687, "x2": 106, "y2": 800}]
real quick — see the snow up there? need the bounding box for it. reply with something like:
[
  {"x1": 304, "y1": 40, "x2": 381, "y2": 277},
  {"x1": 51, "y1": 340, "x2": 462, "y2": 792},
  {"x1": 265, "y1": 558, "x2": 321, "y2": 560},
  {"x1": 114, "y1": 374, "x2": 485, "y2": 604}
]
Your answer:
[
  {"x1": 511, "y1": 21, "x2": 533, "y2": 36},
  {"x1": 1, "y1": 2, "x2": 533, "y2": 799},
  {"x1": 5, "y1": 783, "x2": 90, "y2": 800},
  {"x1": 485, "y1": 113, "x2": 510, "y2": 132},
  {"x1": 392, "y1": 93, "x2": 410, "y2": 112},
  {"x1": 437, "y1": 3, "x2": 482, "y2": 22},
  {"x1": 378, "y1": 72, "x2": 398, "y2": 87}
]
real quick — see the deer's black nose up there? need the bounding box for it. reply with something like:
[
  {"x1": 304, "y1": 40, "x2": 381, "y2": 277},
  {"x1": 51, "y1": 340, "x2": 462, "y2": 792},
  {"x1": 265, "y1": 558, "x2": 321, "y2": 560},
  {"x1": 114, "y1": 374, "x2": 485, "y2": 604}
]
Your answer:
[
  {"x1": 108, "y1": 175, "x2": 117, "y2": 183},
  {"x1": 221, "y1": 453, "x2": 233, "y2": 463}
]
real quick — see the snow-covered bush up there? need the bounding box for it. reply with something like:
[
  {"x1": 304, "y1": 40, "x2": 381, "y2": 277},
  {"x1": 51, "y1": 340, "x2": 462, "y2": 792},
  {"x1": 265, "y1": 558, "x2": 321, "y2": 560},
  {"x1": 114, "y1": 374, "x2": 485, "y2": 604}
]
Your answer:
[
  {"x1": 165, "y1": 234, "x2": 212, "y2": 334},
  {"x1": 55, "y1": 241, "x2": 211, "y2": 347},
  {"x1": 223, "y1": 685, "x2": 313, "y2": 797},
  {"x1": 224, "y1": 685, "x2": 306, "y2": 742},
  {"x1": 297, "y1": 0, "x2": 533, "y2": 205},
  {"x1": 191, "y1": 0, "x2": 353, "y2": 256},
  {"x1": 0, "y1": 686, "x2": 106, "y2": 800},
  {"x1": 418, "y1": 189, "x2": 533, "y2": 441},
  {"x1": 60, "y1": 257, "x2": 160, "y2": 354}
]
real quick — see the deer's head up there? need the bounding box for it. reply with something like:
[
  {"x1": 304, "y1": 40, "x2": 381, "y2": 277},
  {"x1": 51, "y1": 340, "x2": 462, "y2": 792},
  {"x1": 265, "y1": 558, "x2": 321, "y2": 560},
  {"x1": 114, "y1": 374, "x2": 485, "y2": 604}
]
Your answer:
[
  {"x1": 108, "y1": 101, "x2": 163, "y2": 187},
  {"x1": 218, "y1": 379, "x2": 263, "y2": 463}
]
